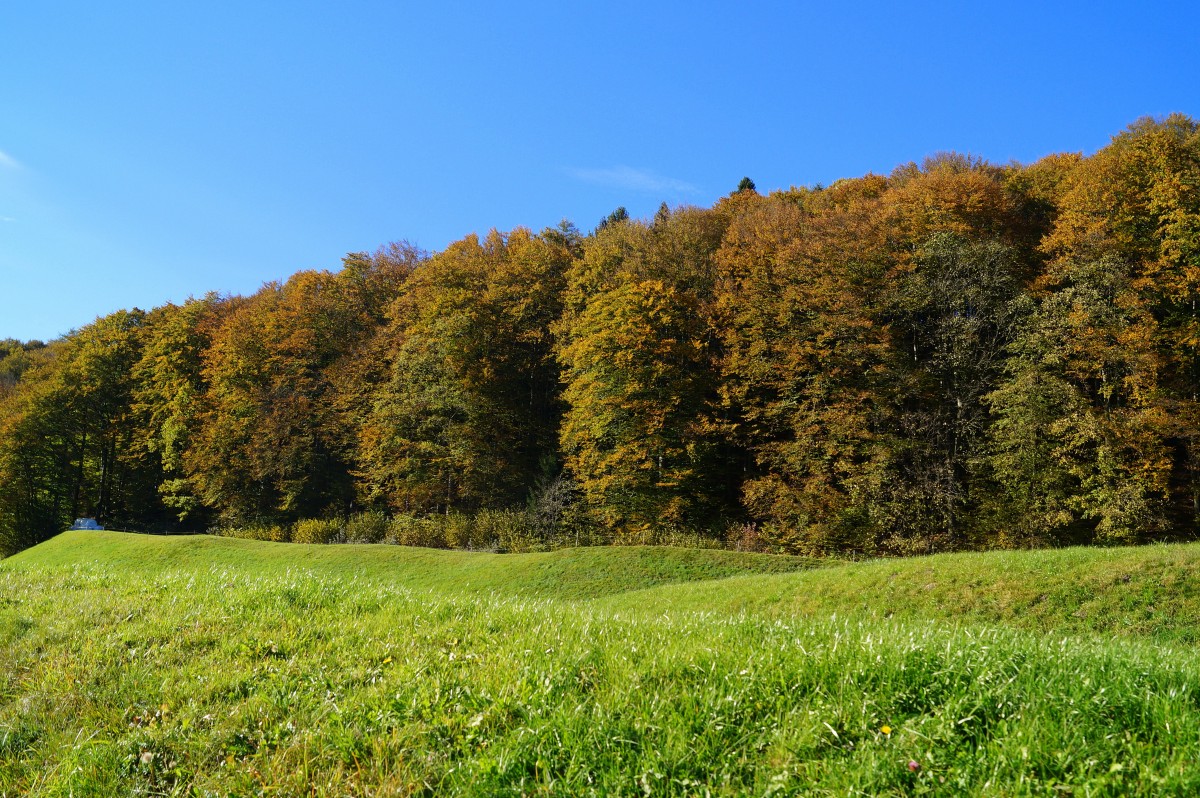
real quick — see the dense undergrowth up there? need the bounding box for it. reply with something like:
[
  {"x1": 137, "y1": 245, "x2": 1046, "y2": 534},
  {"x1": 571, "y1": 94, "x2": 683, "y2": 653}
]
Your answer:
[
  {"x1": 3, "y1": 533, "x2": 1200, "y2": 795},
  {"x1": 217, "y1": 509, "x2": 766, "y2": 554}
]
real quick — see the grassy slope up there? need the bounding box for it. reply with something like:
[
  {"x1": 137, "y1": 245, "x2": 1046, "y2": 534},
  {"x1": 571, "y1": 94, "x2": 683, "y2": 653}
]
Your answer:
[
  {"x1": 17, "y1": 531, "x2": 1200, "y2": 643},
  {"x1": 4, "y1": 533, "x2": 1200, "y2": 796},
  {"x1": 2, "y1": 531, "x2": 828, "y2": 600},
  {"x1": 603, "y1": 543, "x2": 1200, "y2": 645}
]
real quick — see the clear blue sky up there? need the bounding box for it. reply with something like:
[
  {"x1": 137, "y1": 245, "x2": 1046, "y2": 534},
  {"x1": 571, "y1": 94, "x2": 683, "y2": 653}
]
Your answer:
[{"x1": 2, "y1": 1, "x2": 1197, "y2": 341}]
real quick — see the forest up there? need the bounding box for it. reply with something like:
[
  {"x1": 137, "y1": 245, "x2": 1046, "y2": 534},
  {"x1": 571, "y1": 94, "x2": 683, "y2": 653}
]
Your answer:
[{"x1": 2, "y1": 114, "x2": 1199, "y2": 557}]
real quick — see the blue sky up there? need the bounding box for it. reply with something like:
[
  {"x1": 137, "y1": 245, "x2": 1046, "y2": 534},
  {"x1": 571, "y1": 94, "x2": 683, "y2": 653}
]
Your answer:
[{"x1": 2, "y1": 1, "x2": 1197, "y2": 341}]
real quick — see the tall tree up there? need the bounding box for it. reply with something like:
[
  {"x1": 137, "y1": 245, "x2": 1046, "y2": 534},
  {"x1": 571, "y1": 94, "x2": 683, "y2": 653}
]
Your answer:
[
  {"x1": 129, "y1": 295, "x2": 228, "y2": 525},
  {"x1": 361, "y1": 227, "x2": 574, "y2": 513},
  {"x1": 715, "y1": 180, "x2": 894, "y2": 554},
  {"x1": 187, "y1": 250, "x2": 411, "y2": 524},
  {"x1": 1042, "y1": 115, "x2": 1200, "y2": 530},
  {"x1": 986, "y1": 255, "x2": 1170, "y2": 544},
  {"x1": 879, "y1": 233, "x2": 1025, "y2": 550},
  {"x1": 558, "y1": 206, "x2": 732, "y2": 536},
  {"x1": 0, "y1": 311, "x2": 151, "y2": 552}
]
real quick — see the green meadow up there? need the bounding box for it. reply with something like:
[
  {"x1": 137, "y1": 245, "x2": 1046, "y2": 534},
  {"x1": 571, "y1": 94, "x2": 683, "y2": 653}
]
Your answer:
[{"x1": 4, "y1": 532, "x2": 1200, "y2": 795}]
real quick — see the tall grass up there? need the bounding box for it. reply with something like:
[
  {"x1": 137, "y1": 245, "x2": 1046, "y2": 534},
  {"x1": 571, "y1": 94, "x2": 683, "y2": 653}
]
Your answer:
[{"x1": 3, "y1": 550, "x2": 1200, "y2": 795}]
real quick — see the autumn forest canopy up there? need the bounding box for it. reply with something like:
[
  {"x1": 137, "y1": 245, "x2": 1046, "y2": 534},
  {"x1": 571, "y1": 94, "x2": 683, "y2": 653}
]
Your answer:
[{"x1": 3, "y1": 115, "x2": 1200, "y2": 557}]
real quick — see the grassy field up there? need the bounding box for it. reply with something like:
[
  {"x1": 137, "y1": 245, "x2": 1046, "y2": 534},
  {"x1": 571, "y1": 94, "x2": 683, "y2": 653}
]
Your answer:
[{"x1": 4, "y1": 533, "x2": 1200, "y2": 795}]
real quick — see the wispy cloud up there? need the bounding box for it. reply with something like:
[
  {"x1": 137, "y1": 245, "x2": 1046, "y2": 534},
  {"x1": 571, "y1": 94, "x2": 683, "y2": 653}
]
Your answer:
[
  {"x1": 566, "y1": 165, "x2": 699, "y2": 195},
  {"x1": 0, "y1": 216, "x2": 15, "y2": 223},
  {"x1": 0, "y1": 149, "x2": 20, "y2": 170}
]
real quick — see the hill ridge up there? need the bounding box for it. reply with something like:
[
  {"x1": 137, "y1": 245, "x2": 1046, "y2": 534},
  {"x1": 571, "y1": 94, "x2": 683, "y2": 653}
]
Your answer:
[{"x1": 9, "y1": 531, "x2": 1200, "y2": 644}]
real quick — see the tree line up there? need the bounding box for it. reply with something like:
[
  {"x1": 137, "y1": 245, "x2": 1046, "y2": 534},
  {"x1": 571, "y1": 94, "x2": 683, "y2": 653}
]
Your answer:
[{"x1": 2, "y1": 115, "x2": 1199, "y2": 556}]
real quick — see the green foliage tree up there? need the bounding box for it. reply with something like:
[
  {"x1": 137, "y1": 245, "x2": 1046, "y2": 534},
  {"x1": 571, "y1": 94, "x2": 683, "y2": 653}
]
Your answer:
[
  {"x1": 558, "y1": 278, "x2": 714, "y2": 532},
  {"x1": 558, "y1": 206, "x2": 733, "y2": 537},
  {"x1": 0, "y1": 311, "x2": 153, "y2": 552},
  {"x1": 596, "y1": 206, "x2": 629, "y2": 232},
  {"x1": 129, "y1": 296, "x2": 226, "y2": 524},
  {"x1": 878, "y1": 233, "x2": 1026, "y2": 550},
  {"x1": 1044, "y1": 116, "x2": 1200, "y2": 529},
  {"x1": 986, "y1": 256, "x2": 1170, "y2": 544},
  {"x1": 361, "y1": 228, "x2": 573, "y2": 514},
  {"x1": 0, "y1": 339, "x2": 46, "y2": 399}
]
